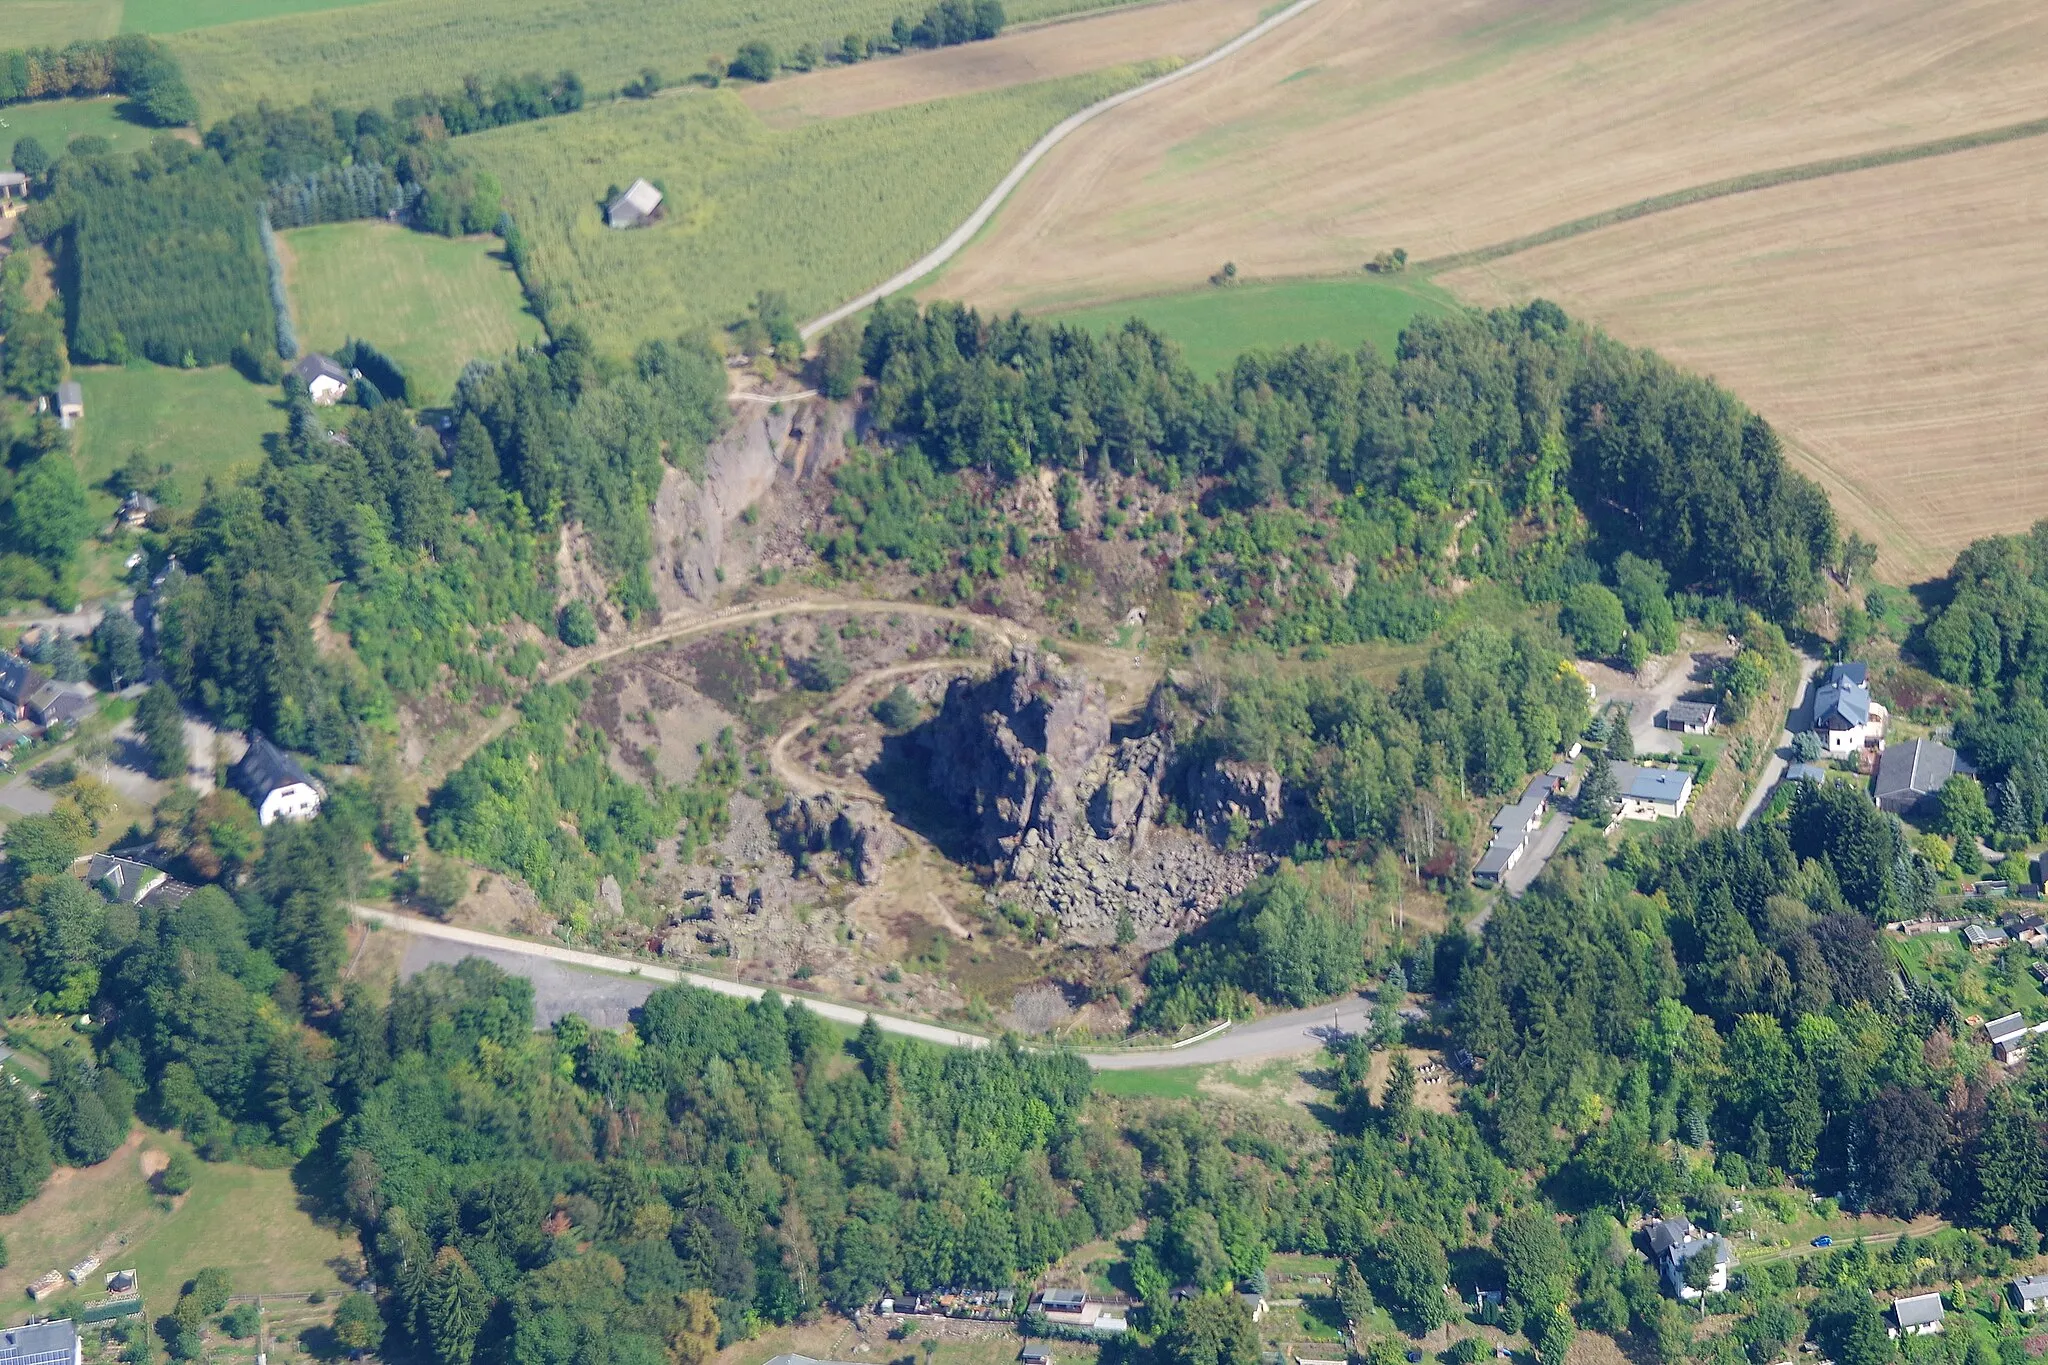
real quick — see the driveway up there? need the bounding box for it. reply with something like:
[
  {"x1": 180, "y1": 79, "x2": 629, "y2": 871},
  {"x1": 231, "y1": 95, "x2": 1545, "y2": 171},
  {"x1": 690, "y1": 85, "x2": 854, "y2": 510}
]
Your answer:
[
  {"x1": 1500, "y1": 811, "x2": 1571, "y2": 896},
  {"x1": 1578, "y1": 642, "x2": 1734, "y2": 757},
  {"x1": 1737, "y1": 651, "x2": 1824, "y2": 828}
]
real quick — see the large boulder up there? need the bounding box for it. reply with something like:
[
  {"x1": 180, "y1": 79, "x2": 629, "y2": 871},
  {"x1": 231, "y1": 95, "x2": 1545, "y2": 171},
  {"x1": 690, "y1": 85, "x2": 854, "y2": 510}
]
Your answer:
[
  {"x1": 769, "y1": 793, "x2": 903, "y2": 885},
  {"x1": 1193, "y1": 758, "x2": 1284, "y2": 828}
]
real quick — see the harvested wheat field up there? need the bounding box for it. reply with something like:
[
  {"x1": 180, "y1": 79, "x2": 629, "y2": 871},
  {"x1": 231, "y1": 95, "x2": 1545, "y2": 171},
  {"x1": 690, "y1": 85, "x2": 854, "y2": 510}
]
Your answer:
[
  {"x1": 742, "y1": 0, "x2": 1264, "y2": 126},
  {"x1": 930, "y1": 0, "x2": 2048, "y2": 311},
  {"x1": 1442, "y1": 136, "x2": 2048, "y2": 583}
]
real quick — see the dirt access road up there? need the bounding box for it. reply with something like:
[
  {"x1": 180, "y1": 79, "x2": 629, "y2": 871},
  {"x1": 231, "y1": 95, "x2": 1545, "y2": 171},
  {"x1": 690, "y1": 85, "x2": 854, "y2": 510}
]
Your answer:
[{"x1": 357, "y1": 904, "x2": 1365, "y2": 1068}]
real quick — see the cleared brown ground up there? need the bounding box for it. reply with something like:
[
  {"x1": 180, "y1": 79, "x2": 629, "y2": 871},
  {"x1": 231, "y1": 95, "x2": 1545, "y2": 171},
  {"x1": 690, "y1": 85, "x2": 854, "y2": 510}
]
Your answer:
[
  {"x1": 930, "y1": 0, "x2": 2048, "y2": 311},
  {"x1": 739, "y1": 0, "x2": 1266, "y2": 126},
  {"x1": 1442, "y1": 136, "x2": 2048, "y2": 581}
]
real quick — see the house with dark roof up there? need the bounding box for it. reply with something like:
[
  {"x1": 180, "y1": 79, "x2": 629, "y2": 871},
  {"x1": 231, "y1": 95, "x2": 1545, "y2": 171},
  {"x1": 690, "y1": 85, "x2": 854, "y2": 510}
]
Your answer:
[
  {"x1": 291, "y1": 352, "x2": 350, "y2": 405},
  {"x1": 0, "y1": 656, "x2": 49, "y2": 723},
  {"x1": 1646, "y1": 1215, "x2": 1730, "y2": 1300},
  {"x1": 1663, "y1": 700, "x2": 1717, "y2": 734},
  {"x1": 26, "y1": 682, "x2": 92, "y2": 729},
  {"x1": 1875, "y1": 737, "x2": 1967, "y2": 814},
  {"x1": 1813, "y1": 661, "x2": 1886, "y2": 758},
  {"x1": 0, "y1": 1317, "x2": 78, "y2": 1364},
  {"x1": 607, "y1": 178, "x2": 663, "y2": 228},
  {"x1": 1476, "y1": 774, "x2": 1560, "y2": 885},
  {"x1": 229, "y1": 733, "x2": 322, "y2": 825},
  {"x1": 80, "y1": 854, "x2": 166, "y2": 906}
]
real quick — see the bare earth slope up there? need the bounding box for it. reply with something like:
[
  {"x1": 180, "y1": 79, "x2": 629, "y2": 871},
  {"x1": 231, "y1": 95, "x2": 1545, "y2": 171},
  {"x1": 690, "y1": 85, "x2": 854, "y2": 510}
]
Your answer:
[{"x1": 933, "y1": 0, "x2": 2048, "y2": 307}]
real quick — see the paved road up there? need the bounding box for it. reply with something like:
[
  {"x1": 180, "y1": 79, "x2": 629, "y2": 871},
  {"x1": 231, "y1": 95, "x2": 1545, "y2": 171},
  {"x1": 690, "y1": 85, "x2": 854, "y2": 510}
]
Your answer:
[
  {"x1": 1500, "y1": 811, "x2": 1572, "y2": 896},
  {"x1": 797, "y1": 0, "x2": 1330, "y2": 339},
  {"x1": 354, "y1": 906, "x2": 1370, "y2": 1069},
  {"x1": 1737, "y1": 652, "x2": 1823, "y2": 828}
]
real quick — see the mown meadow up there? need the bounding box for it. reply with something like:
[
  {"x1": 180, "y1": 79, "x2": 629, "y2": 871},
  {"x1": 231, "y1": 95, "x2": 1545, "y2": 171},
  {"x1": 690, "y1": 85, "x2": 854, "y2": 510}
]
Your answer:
[
  {"x1": 166, "y1": 0, "x2": 1135, "y2": 120},
  {"x1": 467, "y1": 66, "x2": 1164, "y2": 356}
]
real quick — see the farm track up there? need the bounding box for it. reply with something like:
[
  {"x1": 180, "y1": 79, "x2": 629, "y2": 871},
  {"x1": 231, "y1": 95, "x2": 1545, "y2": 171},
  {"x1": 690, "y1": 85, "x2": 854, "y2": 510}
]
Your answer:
[
  {"x1": 1416, "y1": 112, "x2": 2048, "y2": 275},
  {"x1": 798, "y1": 0, "x2": 1329, "y2": 337}
]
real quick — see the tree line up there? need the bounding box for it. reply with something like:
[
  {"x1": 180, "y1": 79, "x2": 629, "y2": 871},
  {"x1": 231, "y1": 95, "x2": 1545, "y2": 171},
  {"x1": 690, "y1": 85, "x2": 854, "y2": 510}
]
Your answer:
[{"x1": 0, "y1": 35, "x2": 195, "y2": 125}]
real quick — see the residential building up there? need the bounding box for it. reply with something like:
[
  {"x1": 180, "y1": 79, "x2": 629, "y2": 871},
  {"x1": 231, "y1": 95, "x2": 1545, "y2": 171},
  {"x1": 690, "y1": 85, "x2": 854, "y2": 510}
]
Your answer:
[
  {"x1": 1238, "y1": 1293, "x2": 1268, "y2": 1323},
  {"x1": 607, "y1": 178, "x2": 664, "y2": 228},
  {"x1": 2013, "y1": 1276, "x2": 2048, "y2": 1312},
  {"x1": 1984, "y1": 1012, "x2": 2048, "y2": 1064},
  {"x1": 1034, "y1": 1290, "x2": 1128, "y2": 1333},
  {"x1": 80, "y1": 854, "x2": 166, "y2": 906},
  {"x1": 0, "y1": 656, "x2": 48, "y2": 722},
  {"x1": 1813, "y1": 662, "x2": 1887, "y2": 758},
  {"x1": 1891, "y1": 1292, "x2": 1945, "y2": 1336},
  {"x1": 291, "y1": 352, "x2": 350, "y2": 405},
  {"x1": 1476, "y1": 772, "x2": 1561, "y2": 884},
  {"x1": 55, "y1": 381, "x2": 82, "y2": 429},
  {"x1": 0, "y1": 1318, "x2": 78, "y2": 1364},
  {"x1": 1964, "y1": 923, "x2": 2009, "y2": 949},
  {"x1": 1663, "y1": 701, "x2": 1717, "y2": 734},
  {"x1": 1875, "y1": 738, "x2": 1968, "y2": 814},
  {"x1": 119, "y1": 491, "x2": 157, "y2": 529},
  {"x1": 229, "y1": 733, "x2": 323, "y2": 825},
  {"x1": 1611, "y1": 763, "x2": 1695, "y2": 821},
  {"x1": 25, "y1": 682, "x2": 93, "y2": 729},
  {"x1": 1647, "y1": 1215, "x2": 1730, "y2": 1300}
]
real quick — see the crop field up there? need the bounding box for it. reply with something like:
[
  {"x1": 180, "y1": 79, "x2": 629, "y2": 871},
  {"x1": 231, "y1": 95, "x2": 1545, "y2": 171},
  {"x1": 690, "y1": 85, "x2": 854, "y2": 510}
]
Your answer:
[
  {"x1": 1441, "y1": 134, "x2": 2048, "y2": 581},
  {"x1": 741, "y1": 0, "x2": 1259, "y2": 126},
  {"x1": 0, "y1": 98, "x2": 161, "y2": 163},
  {"x1": 934, "y1": 0, "x2": 2048, "y2": 314},
  {"x1": 467, "y1": 68, "x2": 1160, "y2": 358},
  {"x1": 1048, "y1": 273, "x2": 1457, "y2": 378},
  {"x1": 73, "y1": 364, "x2": 282, "y2": 509},
  {"x1": 165, "y1": 0, "x2": 1134, "y2": 123},
  {"x1": 0, "y1": 0, "x2": 378, "y2": 44},
  {"x1": 282, "y1": 221, "x2": 544, "y2": 404}
]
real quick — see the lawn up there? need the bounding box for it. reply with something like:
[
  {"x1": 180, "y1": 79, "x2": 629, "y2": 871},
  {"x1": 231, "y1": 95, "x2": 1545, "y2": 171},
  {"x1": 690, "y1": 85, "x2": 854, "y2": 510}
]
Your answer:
[
  {"x1": 72, "y1": 363, "x2": 283, "y2": 511},
  {"x1": 282, "y1": 221, "x2": 544, "y2": 404},
  {"x1": 467, "y1": 68, "x2": 1161, "y2": 359},
  {"x1": 1047, "y1": 273, "x2": 1460, "y2": 380},
  {"x1": 1092, "y1": 1065, "x2": 1206, "y2": 1099},
  {"x1": 1893, "y1": 929, "x2": 2048, "y2": 1024},
  {"x1": 0, "y1": 1125, "x2": 360, "y2": 1330},
  {"x1": 122, "y1": 0, "x2": 393, "y2": 33},
  {"x1": 0, "y1": 96, "x2": 163, "y2": 165},
  {"x1": 166, "y1": 0, "x2": 1135, "y2": 123},
  {"x1": 0, "y1": 0, "x2": 122, "y2": 46}
]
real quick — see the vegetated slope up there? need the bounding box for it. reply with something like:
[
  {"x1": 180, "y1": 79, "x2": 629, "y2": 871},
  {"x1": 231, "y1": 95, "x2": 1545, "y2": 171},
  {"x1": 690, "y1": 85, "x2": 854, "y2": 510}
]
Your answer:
[
  {"x1": 931, "y1": 0, "x2": 2048, "y2": 311},
  {"x1": 282, "y1": 221, "x2": 544, "y2": 405},
  {"x1": 1440, "y1": 135, "x2": 2048, "y2": 583},
  {"x1": 468, "y1": 68, "x2": 1161, "y2": 358},
  {"x1": 166, "y1": 0, "x2": 1134, "y2": 121},
  {"x1": 739, "y1": 0, "x2": 1259, "y2": 125}
]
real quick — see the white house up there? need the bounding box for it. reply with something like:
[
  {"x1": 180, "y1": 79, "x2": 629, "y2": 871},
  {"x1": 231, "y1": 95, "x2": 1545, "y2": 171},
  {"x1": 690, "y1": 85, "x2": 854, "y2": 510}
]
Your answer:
[
  {"x1": 1612, "y1": 762, "x2": 1694, "y2": 821},
  {"x1": 230, "y1": 733, "x2": 323, "y2": 825},
  {"x1": 291, "y1": 352, "x2": 350, "y2": 405},
  {"x1": 2013, "y1": 1276, "x2": 2048, "y2": 1312},
  {"x1": 1813, "y1": 662, "x2": 1886, "y2": 758},
  {"x1": 607, "y1": 178, "x2": 663, "y2": 228},
  {"x1": 1891, "y1": 1292, "x2": 1944, "y2": 1337}
]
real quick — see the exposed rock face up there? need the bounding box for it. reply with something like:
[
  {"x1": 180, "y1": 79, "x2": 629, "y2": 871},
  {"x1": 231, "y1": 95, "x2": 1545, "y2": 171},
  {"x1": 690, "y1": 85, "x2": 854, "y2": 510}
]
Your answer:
[
  {"x1": 769, "y1": 793, "x2": 903, "y2": 885},
  {"x1": 1194, "y1": 759, "x2": 1284, "y2": 827},
  {"x1": 916, "y1": 649, "x2": 1268, "y2": 947}
]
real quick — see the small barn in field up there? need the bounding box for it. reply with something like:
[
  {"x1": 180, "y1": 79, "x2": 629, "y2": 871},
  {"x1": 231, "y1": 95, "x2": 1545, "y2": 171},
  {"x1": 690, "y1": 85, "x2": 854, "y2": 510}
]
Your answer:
[{"x1": 607, "y1": 178, "x2": 663, "y2": 228}]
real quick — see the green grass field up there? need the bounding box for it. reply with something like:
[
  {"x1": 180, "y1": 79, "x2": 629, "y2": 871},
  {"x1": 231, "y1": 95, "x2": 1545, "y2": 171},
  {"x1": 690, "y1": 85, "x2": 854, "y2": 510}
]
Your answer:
[
  {"x1": 72, "y1": 363, "x2": 282, "y2": 510},
  {"x1": 0, "y1": 1126, "x2": 359, "y2": 1329},
  {"x1": 166, "y1": 0, "x2": 1134, "y2": 123},
  {"x1": 283, "y1": 221, "x2": 544, "y2": 404},
  {"x1": 1048, "y1": 274, "x2": 1461, "y2": 379},
  {"x1": 0, "y1": 97, "x2": 162, "y2": 166},
  {"x1": 467, "y1": 68, "x2": 1159, "y2": 359},
  {"x1": 122, "y1": 0, "x2": 390, "y2": 33},
  {"x1": 0, "y1": 0, "x2": 123, "y2": 46}
]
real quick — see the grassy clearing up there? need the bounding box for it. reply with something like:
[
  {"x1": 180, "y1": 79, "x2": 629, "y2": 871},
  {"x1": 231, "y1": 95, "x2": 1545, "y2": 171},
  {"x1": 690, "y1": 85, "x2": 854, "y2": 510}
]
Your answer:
[
  {"x1": 124, "y1": 0, "x2": 392, "y2": 33},
  {"x1": 166, "y1": 0, "x2": 1135, "y2": 123},
  {"x1": 0, "y1": 97, "x2": 161, "y2": 165},
  {"x1": 1092, "y1": 1065, "x2": 1206, "y2": 1099},
  {"x1": 1049, "y1": 273, "x2": 1459, "y2": 379},
  {"x1": 0, "y1": 0, "x2": 122, "y2": 46},
  {"x1": 0, "y1": 1125, "x2": 359, "y2": 1331},
  {"x1": 1893, "y1": 930, "x2": 2048, "y2": 1024},
  {"x1": 72, "y1": 363, "x2": 282, "y2": 510},
  {"x1": 282, "y1": 221, "x2": 544, "y2": 404},
  {"x1": 469, "y1": 68, "x2": 1160, "y2": 358}
]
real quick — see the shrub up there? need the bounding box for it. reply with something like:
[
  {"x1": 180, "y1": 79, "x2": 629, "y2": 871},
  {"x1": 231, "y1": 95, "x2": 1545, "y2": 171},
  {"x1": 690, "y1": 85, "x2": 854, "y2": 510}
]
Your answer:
[
  {"x1": 557, "y1": 600, "x2": 599, "y2": 647},
  {"x1": 729, "y1": 41, "x2": 777, "y2": 81}
]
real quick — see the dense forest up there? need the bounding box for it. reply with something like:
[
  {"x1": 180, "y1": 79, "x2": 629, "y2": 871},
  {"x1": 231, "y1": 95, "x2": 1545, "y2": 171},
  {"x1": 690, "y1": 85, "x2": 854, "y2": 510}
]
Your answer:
[{"x1": 838, "y1": 299, "x2": 1838, "y2": 644}]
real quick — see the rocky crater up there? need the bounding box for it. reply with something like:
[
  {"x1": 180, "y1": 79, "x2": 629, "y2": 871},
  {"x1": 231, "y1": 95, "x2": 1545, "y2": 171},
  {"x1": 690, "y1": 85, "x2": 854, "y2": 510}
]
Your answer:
[{"x1": 912, "y1": 648, "x2": 1269, "y2": 947}]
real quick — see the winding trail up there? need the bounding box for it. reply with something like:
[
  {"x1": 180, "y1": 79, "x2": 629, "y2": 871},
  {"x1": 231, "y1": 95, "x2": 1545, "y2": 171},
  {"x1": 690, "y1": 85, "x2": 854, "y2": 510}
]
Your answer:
[{"x1": 798, "y1": 0, "x2": 1330, "y2": 339}]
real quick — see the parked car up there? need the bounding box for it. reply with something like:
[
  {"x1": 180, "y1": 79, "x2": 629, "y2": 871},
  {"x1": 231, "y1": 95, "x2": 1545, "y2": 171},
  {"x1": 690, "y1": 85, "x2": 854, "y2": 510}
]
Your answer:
[{"x1": 1811, "y1": 1235, "x2": 1832, "y2": 1248}]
